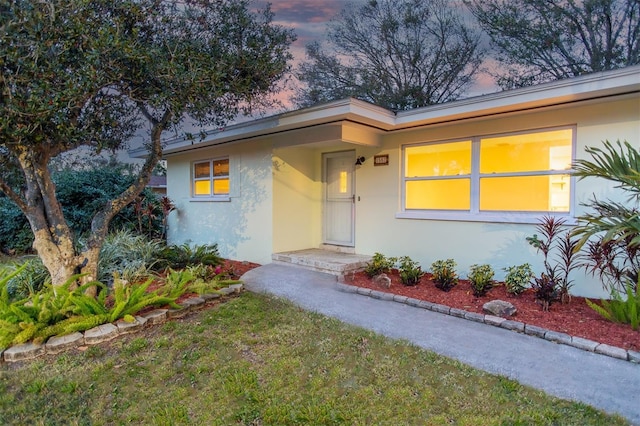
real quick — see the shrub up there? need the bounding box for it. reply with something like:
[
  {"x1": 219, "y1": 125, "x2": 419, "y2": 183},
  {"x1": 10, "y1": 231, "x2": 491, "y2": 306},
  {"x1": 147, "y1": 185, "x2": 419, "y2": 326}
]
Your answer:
[
  {"x1": 156, "y1": 243, "x2": 223, "y2": 271},
  {"x1": 398, "y1": 256, "x2": 423, "y2": 286},
  {"x1": 4, "y1": 257, "x2": 50, "y2": 300},
  {"x1": 95, "y1": 230, "x2": 162, "y2": 284},
  {"x1": 0, "y1": 157, "x2": 167, "y2": 255},
  {"x1": 364, "y1": 252, "x2": 397, "y2": 278},
  {"x1": 572, "y1": 140, "x2": 640, "y2": 294},
  {"x1": 527, "y1": 215, "x2": 581, "y2": 304},
  {"x1": 430, "y1": 259, "x2": 458, "y2": 292},
  {"x1": 468, "y1": 264, "x2": 494, "y2": 297},
  {"x1": 531, "y1": 273, "x2": 558, "y2": 312},
  {"x1": 586, "y1": 281, "x2": 640, "y2": 330},
  {"x1": 503, "y1": 263, "x2": 533, "y2": 295}
]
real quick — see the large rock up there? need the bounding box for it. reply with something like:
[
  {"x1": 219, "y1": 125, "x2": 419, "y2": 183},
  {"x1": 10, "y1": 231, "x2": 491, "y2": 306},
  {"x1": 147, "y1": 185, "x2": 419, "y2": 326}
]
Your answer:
[
  {"x1": 373, "y1": 273, "x2": 391, "y2": 289},
  {"x1": 483, "y1": 300, "x2": 517, "y2": 317}
]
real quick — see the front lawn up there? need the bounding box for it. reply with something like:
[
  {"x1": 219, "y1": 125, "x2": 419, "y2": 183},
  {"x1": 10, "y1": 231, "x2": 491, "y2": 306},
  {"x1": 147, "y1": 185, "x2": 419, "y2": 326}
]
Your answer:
[{"x1": 0, "y1": 293, "x2": 628, "y2": 425}]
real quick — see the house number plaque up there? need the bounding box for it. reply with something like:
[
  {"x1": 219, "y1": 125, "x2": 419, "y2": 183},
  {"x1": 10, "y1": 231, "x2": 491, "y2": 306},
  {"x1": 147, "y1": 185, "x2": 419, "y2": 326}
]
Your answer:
[{"x1": 373, "y1": 154, "x2": 389, "y2": 166}]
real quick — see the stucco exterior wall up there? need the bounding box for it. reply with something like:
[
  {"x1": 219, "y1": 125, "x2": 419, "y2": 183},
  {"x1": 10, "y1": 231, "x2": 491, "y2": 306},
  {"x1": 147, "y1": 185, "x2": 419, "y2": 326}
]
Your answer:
[
  {"x1": 165, "y1": 140, "x2": 274, "y2": 265},
  {"x1": 351, "y1": 96, "x2": 639, "y2": 298},
  {"x1": 272, "y1": 146, "x2": 323, "y2": 253}
]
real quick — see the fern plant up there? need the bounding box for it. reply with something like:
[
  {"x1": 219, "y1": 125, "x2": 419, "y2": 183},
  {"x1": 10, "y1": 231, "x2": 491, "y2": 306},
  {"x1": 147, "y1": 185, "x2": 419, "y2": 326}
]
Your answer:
[
  {"x1": 586, "y1": 282, "x2": 640, "y2": 330},
  {"x1": 430, "y1": 259, "x2": 458, "y2": 292}
]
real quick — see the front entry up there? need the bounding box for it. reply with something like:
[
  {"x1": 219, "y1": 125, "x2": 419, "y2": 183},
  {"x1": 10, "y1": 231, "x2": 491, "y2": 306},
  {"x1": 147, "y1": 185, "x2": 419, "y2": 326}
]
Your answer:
[{"x1": 323, "y1": 151, "x2": 355, "y2": 246}]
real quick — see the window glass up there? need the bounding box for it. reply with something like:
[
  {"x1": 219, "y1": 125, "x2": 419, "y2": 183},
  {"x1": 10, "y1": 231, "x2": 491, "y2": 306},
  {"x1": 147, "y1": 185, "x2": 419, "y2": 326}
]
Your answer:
[
  {"x1": 480, "y1": 174, "x2": 571, "y2": 212},
  {"x1": 194, "y1": 162, "x2": 210, "y2": 179},
  {"x1": 213, "y1": 159, "x2": 229, "y2": 176},
  {"x1": 193, "y1": 157, "x2": 229, "y2": 198},
  {"x1": 480, "y1": 129, "x2": 572, "y2": 174},
  {"x1": 406, "y1": 179, "x2": 470, "y2": 210},
  {"x1": 194, "y1": 180, "x2": 211, "y2": 196},
  {"x1": 402, "y1": 127, "x2": 574, "y2": 217},
  {"x1": 213, "y1": 178, "x2": 229, "y2": 195},
  {"x1": 405, "y1": 141, "x2": 472, "y2": 177}
]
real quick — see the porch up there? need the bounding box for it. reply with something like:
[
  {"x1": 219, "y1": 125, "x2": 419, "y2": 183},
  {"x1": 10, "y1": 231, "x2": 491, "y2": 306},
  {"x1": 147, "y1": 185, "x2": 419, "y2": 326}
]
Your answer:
[{"x1": 272, "y1": 248, "x2": 372, "y2": 278}]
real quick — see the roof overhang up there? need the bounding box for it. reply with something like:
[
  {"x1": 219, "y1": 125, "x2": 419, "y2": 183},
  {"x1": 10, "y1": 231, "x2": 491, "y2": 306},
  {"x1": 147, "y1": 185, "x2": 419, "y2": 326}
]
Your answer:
[{"x1": 130, "y1": 65, "x2": 640, "y2": 158}]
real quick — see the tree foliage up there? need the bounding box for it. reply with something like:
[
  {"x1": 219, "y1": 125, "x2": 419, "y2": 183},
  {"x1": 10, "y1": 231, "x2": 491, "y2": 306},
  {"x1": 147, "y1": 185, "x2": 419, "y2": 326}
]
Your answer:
[
  {"x1": 0, "y1": 0, "x2": 294, "y2": 289},
  {"x1": 293, "y1": 0, "x2": 483, "y2": 111},
  {"x1": 465, "y1": 0, "x2": 640, "y2": 89}
]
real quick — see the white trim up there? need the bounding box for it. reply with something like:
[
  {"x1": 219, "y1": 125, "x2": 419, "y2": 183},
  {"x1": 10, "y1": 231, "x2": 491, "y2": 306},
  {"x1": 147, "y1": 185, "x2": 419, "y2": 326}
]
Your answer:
[
  {"x1": 400, "y1": 125, "x2": 577, "y2": 219},
  {"x1": 395, "y1": 210, "x2": 578, "y2": 225},
  {"x1": 191, "y1": 156, "x2": 230, "y2": 198}
]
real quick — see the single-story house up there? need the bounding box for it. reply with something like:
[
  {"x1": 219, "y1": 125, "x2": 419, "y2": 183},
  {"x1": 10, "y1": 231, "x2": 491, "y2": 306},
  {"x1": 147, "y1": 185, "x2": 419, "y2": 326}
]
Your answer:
[{"x1": 132, "y1": 65, "x2": 640, "y2": 297}]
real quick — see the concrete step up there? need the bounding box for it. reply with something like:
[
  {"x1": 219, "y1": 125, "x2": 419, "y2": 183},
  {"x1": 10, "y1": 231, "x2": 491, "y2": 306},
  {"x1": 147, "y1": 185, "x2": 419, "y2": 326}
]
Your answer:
[{"x1": 272, "y1": 249, "x2": 371, "y2": 277}]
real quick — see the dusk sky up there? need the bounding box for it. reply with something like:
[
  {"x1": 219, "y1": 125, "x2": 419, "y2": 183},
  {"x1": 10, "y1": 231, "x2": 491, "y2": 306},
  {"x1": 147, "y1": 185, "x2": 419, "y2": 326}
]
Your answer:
[{"x1": 255, "y1": 0, "x2": 500, "y2": 110}]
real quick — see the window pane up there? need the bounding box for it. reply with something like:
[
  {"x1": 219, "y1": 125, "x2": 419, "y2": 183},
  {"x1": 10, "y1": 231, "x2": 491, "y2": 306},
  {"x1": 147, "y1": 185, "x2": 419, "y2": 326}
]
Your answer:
[
  {"x1": 194, "y1": 162, "x2": 211, "y2": 179},
  {"x1": 213, "y1": 178, "x2": 229, "y2": 195},
  {"x1": 480, "y1": 175, "x2": 571, "y2": 212},
  {"x1": 213, "y1": 159, "x2": 229, "y2": 176},
  {"x1": 406, "y1": 179, "x2": 470, "y2": 210},
  {"x1": 194, "y1": 180, "x2": 211, "y2": 196},
  {"x1": 480, "y1": 129, "x2": 572, "y2": 174},
  {"x1": 406, "y1": 141, "x2": 472, "y2": 177}
]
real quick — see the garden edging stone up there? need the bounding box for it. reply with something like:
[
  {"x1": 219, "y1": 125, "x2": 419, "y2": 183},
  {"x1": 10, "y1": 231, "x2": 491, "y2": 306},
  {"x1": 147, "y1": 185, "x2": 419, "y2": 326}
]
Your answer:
[
  {"x1": 336, "y1": 282, "x2": 637, "y2": 363},
  {"x1": 1, "y1": 287, "x2": 243, "y2": 363}
]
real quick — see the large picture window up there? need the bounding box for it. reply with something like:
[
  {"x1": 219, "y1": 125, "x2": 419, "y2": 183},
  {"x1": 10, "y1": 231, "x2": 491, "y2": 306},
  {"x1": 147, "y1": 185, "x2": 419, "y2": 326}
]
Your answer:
[
  {"x1": 402, "y1": 127, "x2": 574, "y2": 221},
  {"x1": 193, "y1": 157, "x2": 229, "y2": 198}
]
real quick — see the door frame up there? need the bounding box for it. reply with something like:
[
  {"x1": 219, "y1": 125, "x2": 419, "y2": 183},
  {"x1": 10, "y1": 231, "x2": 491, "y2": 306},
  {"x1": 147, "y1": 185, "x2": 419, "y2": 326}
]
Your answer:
[{"x1": 322, "y1": 150, "x2": 356, "y2": 247}]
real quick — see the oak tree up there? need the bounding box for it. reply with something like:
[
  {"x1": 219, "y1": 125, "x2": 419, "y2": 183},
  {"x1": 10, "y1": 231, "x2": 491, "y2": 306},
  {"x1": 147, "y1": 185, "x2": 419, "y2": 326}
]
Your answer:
[
  {"x1": 465, "y1": 0, "x2": 640, "y2": 89},
  {"x1": 293, "y1": 0, "x2": 483, "y2": 111},
  {"x1": 0, "y1": 0, "x2": 294, "y2": 292}
]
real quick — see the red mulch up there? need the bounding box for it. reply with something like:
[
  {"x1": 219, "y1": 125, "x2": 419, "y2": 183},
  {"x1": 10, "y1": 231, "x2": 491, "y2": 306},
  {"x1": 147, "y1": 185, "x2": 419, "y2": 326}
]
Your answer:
[{"x1": 343, "y1": 270, "x2": 640, "y2": 352}]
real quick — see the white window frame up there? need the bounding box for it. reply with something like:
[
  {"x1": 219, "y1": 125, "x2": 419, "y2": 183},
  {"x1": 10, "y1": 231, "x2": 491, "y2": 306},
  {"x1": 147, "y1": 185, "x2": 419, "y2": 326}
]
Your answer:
[
  {"x1": 191, "y1": 156, "x2": 230, "y2": 202},
  {"x1": 397, "y1": 126, "x2": 577, "y2": 224}
]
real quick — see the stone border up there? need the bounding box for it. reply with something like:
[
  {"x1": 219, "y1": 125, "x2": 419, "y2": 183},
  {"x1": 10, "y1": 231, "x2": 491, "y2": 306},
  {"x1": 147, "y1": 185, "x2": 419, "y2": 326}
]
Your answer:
[
  {"x1": 0, "y1": 283, "x2": 244, "y2": 363},
  {"x1": 336, "y1": 282, "x2": 640, "y2": 364}
]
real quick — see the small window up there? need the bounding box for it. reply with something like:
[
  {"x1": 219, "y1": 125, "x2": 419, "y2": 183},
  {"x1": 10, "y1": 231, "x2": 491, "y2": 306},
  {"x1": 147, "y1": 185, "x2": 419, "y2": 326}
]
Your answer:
[
  {"x1": 401, "y1": 127, "x2": 574, "y2": 220},
  {"x1": 193, "y1": 157, "x2": 229, "y2": 198}
]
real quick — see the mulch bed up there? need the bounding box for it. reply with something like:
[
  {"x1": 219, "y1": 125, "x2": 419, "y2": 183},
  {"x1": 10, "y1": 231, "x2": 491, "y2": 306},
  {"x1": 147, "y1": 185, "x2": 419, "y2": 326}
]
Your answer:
[{"x1": 343, "y1": 270, "x2": 640, "y2": 352}]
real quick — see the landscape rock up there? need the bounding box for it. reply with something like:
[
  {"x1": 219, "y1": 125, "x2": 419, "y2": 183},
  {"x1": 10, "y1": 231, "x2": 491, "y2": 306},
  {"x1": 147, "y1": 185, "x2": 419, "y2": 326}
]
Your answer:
[
  {"x1": 372, "y1": 273, "x2": 391, "y2": 289},
  {"x1": 4, "y1": 342, "x2": 45, "y2": 362},
  {"x1": 46, "y1": 332, "x2": 84, "y2": 354},
  {"x1": 84, "y1": 323, "x2": 119, "y2": 345},
  {"x1": 483, "y1": 300, "x2": 517, "y2": 317}
]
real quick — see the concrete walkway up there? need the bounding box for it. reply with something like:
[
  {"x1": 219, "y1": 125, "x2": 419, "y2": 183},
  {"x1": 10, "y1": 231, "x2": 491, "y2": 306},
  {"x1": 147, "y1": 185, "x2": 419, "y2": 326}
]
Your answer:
[{"x1": 242, "y1": 263, "x2": 640, "y2": 425}]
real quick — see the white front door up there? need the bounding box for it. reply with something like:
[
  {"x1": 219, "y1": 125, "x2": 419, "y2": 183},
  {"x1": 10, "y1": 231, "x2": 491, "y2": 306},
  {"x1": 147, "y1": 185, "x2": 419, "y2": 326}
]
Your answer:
[{"x1": 323, "y1": 151, "x2": 355, "y2": 246}]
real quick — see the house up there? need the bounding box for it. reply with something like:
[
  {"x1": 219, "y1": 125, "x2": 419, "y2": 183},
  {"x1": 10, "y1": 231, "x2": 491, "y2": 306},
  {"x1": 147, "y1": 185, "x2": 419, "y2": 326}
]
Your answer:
[
  {"x1": 146, "y1": 175, "x2": 167, "y2": 196},
  {"x1": 131, "y1": 66, "x2": 640, "y2": 297}
]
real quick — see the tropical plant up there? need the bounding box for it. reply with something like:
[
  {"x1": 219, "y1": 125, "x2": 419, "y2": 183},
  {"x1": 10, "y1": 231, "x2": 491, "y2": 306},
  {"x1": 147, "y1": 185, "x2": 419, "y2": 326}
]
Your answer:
[
  {"x1": 398, "y1": 256, "x2": 424, "y2": 286},
  {"x1": 95, "y1": 230, "x2": 163, "y2": 284},
  {"x1": 364, "y1": 253, "x2": 397, "y2": 278},
  {"x1": 430, "y1": 259, "x2": 458, "y2": 292},
  {"x1": 468, "y1": 264, "x2": 495, "y2": 297},
  {"x1": 531, "y1": 273, "x2": 558, "y2": 312},
  {"x1": 586, "y1": 280, "x2": 640, "y2": 330},
  {"x1": 503, "y1": 263, "x2": 533, "y2": 295},
  {"x1": 572, "y1": 140, "x2": 640, "y2": 294},
  {"x1": 4, "y1": 257, "x2": 50, "y2": 300},
  {"x1": 156, "y1": 243, "x2": 223, "y2": 271},
  {"x1": 527, "y1": 216, "x2": 581, "y2": 304}
]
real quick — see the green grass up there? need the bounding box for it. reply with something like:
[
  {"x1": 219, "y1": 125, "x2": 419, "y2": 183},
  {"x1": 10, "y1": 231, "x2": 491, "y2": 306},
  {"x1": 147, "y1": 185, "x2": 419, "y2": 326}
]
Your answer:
[{"x1": 0, "y1": 293, "x2": 629, "y2": 425}]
